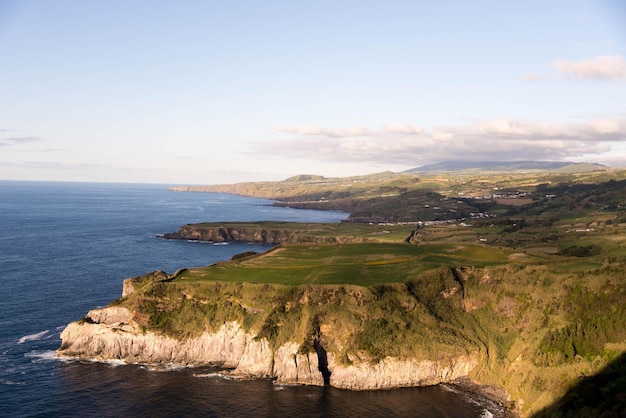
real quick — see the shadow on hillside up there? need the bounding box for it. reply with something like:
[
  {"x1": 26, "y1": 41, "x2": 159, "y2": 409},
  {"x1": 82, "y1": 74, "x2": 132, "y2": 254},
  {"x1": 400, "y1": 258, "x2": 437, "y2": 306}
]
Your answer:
[{"x1": 531, "y1": 352, "x2": 626, "y2": 418}]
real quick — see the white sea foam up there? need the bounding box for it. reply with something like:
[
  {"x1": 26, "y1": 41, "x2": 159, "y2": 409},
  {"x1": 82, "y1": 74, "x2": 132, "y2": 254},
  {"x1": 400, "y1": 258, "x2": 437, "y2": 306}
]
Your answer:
[
  {"x1": 0, "y1": 379, "x2": 26, "y2": 385},
  {"x1": 193, "y1": 372, "x2": 240, "y2": 380},
  {"x1": 18, "y1": 330, "x2": 49, "y2": 344},
  {"x1": 480, "y1": 409, "x2": 494, "y2": 418},
  {"x1": 141, "y1": 363, "x2": 186, "y2": 372},
  {"x1": 24, "y1": 350, "x2": 61, "y2": 362},
  {"x1": 63, "y1": 356, "x2": 129, "y2": 367},
  {"x1": 193, "y1": 372, "x2": 224, "y2": 378},
  {"x1": 102, "y1": 359, "x2": 127, "y2": 367},
  {"x1": 440, "y1": 383, "x2": 460, "y2": 393}
]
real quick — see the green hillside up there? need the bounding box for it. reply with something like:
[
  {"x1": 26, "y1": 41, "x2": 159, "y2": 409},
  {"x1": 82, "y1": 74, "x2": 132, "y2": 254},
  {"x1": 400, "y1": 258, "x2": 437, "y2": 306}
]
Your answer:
[{"x1": 120, "y1": 168, "x2": 626, "y2": 416}]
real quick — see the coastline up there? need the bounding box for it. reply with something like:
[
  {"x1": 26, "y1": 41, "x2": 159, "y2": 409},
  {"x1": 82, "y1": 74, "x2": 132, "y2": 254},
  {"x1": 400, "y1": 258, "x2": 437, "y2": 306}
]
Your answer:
[
  {"x1": 448, "y1": 377, "x2": 518, "y2": 418},
  {"x1": 57, "y1": 325, "x2": 515, "y2": 418},
  {"x1": 57, "y1": 297, "x2": 518, "y2": 417}
]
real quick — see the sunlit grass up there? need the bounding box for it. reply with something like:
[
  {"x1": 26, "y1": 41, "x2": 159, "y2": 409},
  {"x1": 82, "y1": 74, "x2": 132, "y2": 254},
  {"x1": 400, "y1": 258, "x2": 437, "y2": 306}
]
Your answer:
[{"x1": 177, "y1": 243, "x2": 511, "y2": 286}]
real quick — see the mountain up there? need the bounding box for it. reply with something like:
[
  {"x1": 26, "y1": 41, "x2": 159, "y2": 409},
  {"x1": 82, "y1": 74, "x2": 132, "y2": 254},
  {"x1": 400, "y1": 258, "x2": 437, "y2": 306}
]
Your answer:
[{"x1": 405, "y1": 161, "x2": 607, "y2": 173}]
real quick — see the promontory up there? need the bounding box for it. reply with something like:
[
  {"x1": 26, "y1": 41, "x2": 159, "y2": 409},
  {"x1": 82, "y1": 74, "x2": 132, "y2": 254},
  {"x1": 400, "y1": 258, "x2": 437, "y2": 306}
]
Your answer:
[{"x1": 58, "y1": 168, "x2": 626, "y2": 417}]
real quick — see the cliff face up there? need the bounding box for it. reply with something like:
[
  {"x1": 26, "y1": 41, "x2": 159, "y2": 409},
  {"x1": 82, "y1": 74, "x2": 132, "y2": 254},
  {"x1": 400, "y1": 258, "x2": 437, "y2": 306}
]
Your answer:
[
  {"x1": 164, "y1": 225, "x2": 296, "y2": 244},
  {"x1": 162, "y1": 224, "x2": 378, "y2": 245},
  {"x1": 57, "y1": 307, "x2": 477, "y2": 389}
]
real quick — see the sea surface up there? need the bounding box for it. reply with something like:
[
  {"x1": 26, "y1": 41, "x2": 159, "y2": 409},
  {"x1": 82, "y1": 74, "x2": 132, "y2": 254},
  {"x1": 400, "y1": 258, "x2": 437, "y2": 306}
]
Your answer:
[{"x1": 0, "y1": 181, "x2": 492, "y2": 417}]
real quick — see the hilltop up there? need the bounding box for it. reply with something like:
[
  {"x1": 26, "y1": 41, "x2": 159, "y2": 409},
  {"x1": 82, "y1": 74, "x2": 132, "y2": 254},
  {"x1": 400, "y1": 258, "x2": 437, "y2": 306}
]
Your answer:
[{"x1": 171, "y1": 166, "x2": 626, "y2": 223}]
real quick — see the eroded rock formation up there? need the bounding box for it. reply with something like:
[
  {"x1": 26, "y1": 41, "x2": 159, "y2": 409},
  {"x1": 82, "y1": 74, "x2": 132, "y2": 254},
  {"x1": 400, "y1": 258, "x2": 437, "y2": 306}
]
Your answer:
[
  {"x1": 57, "y1": 306, "x2": 478, "y2": 389},
  {"x1": 163, "y1": 225, "x2": 295, "y2": 244}
]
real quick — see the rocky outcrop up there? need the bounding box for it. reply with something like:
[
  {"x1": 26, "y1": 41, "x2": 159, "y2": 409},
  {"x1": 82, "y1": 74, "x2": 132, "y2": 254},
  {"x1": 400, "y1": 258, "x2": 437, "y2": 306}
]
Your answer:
[
  {"x1": 85, "y1": 307, "x2": 132, "y2": 324},
  {"x1": 122, "y1": 270, "x2": 172, "y2": 297},
  {"x1": 58, "y1": 306, "x2": 478, "y2": 389},
  {"x1": 163, "y1": 225, "x2": 296, "y2": 244},
  {"x1": 328, "y1": 353, "x2": 477, "y2": 390},
  {"x1": 162, "y1": 224, "x2": 375, "y2": 245},
  {"x1": 59, "y1": 315, "x2": 274, "y2": 375}
]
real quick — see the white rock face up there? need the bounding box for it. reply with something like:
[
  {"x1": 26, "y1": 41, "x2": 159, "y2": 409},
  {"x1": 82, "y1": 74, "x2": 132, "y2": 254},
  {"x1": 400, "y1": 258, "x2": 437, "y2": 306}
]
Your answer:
[
  {"x1": 86, "y1": 307, "x2": 133, "y2": 325},
  {"x1": 58, "y1": 319, "x2": 273, "y2": 374},
  {"x1": 57, "y1": 307, "x2": 478, "y2": 389},
  {"x1": 121, "y1": 280, "x2": 135, "y2": 297},
  {"x1": 273, "y1": 342, "x2": 324, "y2": 386},
  {"x1": 327, "y1": 353, "x2": 478, "y2": 390}
]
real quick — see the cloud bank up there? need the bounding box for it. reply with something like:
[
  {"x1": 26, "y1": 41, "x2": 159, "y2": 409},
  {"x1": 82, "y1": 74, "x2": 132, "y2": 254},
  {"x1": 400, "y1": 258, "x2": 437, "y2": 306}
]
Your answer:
[
  {"x1": 0, "y1": 136, "x2": 42, "y2": 146},
  {"x1": 553, "y1": 55, "x2": 626, "y2": 80},
  {"x1": 260, "y1": 118, "x2": 626, "y2": 166}
]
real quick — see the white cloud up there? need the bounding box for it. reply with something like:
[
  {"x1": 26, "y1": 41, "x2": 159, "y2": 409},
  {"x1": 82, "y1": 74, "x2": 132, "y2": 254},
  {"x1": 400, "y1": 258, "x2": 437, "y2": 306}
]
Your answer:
[
  {"x1": 382, "y1": 123, "x2": 424, "y2": 135},
  {"x1": 259, "y1": 117, "x2": 626, "y2": 166},
  {"x1": 520, "y1": 73, "x2": 542, "y2": 82},
  {"x1": 0, "y1": 136, "x2": 42, "y2": 146},
  {"x1": 553, "y1": 55, "x2": 626, "y2": 80},
  {"x1": 273, "y1": 125, "x2": 372, "y2": 138}
]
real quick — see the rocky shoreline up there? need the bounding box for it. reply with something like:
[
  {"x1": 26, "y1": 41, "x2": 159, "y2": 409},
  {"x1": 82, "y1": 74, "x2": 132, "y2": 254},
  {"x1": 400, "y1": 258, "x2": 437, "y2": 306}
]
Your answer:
[
  {"x1": 57, "y1": 306, "x2": 478, "y2": 389},
  {"x1": 57, "y1": 303, "x2": 517, "y2": 417},
  {"x1": 448, "y1": 377, "x2": 518, "y2": 418}
]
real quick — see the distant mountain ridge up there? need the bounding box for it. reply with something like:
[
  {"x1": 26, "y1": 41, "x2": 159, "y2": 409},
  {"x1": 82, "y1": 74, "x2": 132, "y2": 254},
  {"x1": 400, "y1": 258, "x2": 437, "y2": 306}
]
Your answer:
[{"x1": 405, "y1": 160, "x2": 607, "y2": 173}]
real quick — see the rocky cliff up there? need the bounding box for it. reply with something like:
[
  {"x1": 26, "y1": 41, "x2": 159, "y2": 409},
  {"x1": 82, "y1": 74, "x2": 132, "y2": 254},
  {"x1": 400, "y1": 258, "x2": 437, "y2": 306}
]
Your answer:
[
  {"x1": 163, "y1": 224, "x2": 296, "y2": 244},
  {"x1": 162, "y1": 222, "x2": 377, "y2": 244},
  {"x1": 57, "y1": 306, "x2": 478, "y2": 389},
  {"x1": 69, "y1": 255, "x2": 625, "y2": 418}
]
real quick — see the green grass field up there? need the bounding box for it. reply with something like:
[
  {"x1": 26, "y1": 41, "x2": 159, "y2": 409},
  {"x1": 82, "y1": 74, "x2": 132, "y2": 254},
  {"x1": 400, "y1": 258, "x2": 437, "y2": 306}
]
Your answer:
[{"x1": 177, "y1": 242, "x2": 512, "y2": 286}]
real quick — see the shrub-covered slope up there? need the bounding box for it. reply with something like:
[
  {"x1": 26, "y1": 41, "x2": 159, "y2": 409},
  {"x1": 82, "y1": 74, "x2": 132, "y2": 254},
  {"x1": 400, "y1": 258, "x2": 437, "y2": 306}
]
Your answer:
[{"x1": 112, "y1": 240, "x2": 625, "y2": 416}]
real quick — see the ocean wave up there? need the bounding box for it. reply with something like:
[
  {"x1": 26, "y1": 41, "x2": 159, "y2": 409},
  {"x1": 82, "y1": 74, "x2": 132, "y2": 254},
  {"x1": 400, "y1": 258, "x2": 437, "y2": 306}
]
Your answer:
[
  {"x1": 57, "y1": 356, "x2": 128, "y2": 367},
  {"x1": 24, "y1": 350, "x2": 62, "y2": 362},
  {"x1": 480, "y1": 409, "x2": 494, "y2": 418},
  {"x1": 18, "y1": 330, "x2": 49, "y2": 344},
  {"x1": 140, "y1": 363, "x2": 186, "y2": 372},
  {"x1": 193, "y1": 372, "x2": 240, "y2": 380},
  {"x1": 0, "y1": 378, "x2": 27, "y2": 385},
  {"x1": 101, "y1": 358, "x2": 127, "y2": 367},
  {"x1": 440, "y1": 383, "x2": 460, "y2": 394}
]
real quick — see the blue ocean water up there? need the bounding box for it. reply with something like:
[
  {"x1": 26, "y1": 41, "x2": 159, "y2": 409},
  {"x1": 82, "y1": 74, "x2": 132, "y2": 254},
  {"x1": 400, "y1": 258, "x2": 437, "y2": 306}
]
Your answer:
[{"x1": 0, "y1": 181, "x2": 489, "y2": 417}]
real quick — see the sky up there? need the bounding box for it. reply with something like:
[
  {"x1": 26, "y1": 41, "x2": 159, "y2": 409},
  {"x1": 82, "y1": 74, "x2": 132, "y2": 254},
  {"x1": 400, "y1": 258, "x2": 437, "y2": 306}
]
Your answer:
[{"x1": 1, "y1": 0, "x2": 625, "y2": 184}]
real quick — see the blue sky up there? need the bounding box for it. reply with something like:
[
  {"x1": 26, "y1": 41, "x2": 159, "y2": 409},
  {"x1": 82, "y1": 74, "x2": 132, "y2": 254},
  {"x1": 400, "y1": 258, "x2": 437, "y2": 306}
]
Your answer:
[{"x1": 1, "y1": 0, "x2": 625, "y2": 184}]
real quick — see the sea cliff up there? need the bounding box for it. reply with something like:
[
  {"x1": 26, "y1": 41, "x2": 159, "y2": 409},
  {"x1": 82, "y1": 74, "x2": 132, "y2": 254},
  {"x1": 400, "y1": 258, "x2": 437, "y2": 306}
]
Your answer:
[
  {"x1": 163, "y1": 224, "x2": 299, "y2": 244},
  {"x1": 57, "y1": 236, "x2": 626, "y2": 417},
  {"x1": 58, "y1": 307, "x2": 477, "y2": 390},
  {"x1": 161, "y1": 222, "x2": 390, "y2": 244}
]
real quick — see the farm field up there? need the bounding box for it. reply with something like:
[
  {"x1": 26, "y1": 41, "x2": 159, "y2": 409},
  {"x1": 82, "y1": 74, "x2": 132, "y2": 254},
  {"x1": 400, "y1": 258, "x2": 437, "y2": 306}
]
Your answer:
[{"x1": 178, "y1": 242, "x2": 512, "y2": 286}]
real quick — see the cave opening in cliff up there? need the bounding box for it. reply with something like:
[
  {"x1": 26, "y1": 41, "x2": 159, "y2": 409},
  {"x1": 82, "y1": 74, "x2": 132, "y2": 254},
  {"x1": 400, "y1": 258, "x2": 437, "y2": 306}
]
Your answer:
[{"x1": 313, "y1": 338, "x2": 331, "y2": 385}]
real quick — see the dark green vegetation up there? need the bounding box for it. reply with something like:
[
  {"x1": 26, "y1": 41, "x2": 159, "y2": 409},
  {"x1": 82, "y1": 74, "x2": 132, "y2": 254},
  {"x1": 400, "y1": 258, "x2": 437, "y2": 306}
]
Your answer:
[
  {"x1": 122, "y1": 165, "x2": 626, "y2": 416},
  {"x1": 532, "y1": 352, "x2": 626, "y2": 418}
]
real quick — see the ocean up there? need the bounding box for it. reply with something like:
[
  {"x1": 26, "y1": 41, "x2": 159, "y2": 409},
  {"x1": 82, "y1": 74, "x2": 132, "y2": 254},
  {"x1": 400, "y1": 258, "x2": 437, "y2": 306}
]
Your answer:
[{"x1": 0, "y1": 181, "x2": 492, "y2": 417}]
